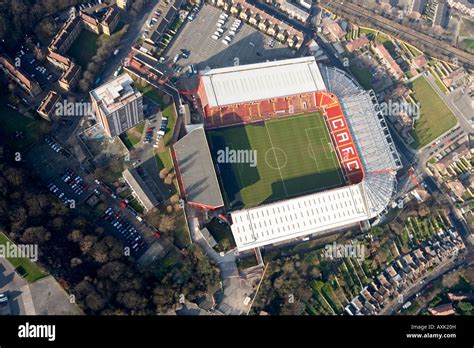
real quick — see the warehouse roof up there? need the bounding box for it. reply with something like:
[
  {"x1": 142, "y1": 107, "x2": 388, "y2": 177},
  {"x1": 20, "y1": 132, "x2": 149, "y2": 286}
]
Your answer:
[{"x1": 199, "y1": 56, "x2": 326, "y2": 108}]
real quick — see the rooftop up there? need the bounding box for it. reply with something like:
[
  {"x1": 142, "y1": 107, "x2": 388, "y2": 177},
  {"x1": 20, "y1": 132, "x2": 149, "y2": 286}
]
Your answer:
[
  {"x1": 200, "y1": 56, "x2": 326, "y2": 108},
  {"x1": 173, "y1": 127, "x2": 224, "y2": 209},
  {"x1": 90, "y1": 73, "x2": 142, "y2": 115},
  {"x1": 37, "y1": 90, "x2": 61, "y2": 116},
  {"x1": 122, "y1": 168, "x2": 159, "y2": 211},
  {"x1": 373, "y1": 42, "x2": 404, "y2": 77},
  {"x1": 60, "y1": 63, "x2": 81, "y2": 84},
  {"x1": 230, "y1": 183, "x2": 370, "y2": 251}
]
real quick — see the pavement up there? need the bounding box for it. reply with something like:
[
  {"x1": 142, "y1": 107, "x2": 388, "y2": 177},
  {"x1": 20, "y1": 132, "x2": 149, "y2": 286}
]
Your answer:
[
  {"x1": 29, "y1": 276, "x2": 82, "y2": 315},
  {"x1": 0, "y1": 258, "x2": 28, "y2": 315}
]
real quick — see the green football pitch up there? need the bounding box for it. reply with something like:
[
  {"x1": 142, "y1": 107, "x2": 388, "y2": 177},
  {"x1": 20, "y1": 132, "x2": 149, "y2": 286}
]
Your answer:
[{"x1": 207, "y1": 112, "x2": 345, "y2": 210}]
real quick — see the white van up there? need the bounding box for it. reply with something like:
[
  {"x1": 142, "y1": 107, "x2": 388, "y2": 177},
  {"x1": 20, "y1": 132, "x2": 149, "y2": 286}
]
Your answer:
[
  {"x1": 211, "y1": 34, "x2": 219, "y2": 40},
  {"x1": 217, "y1": 28, "x2": 224, "y2": 34},
  {"x1": 217, "y1": 19, "x2": 225, "y2": 25},
  {"x1": 221, "y1": 39, "x2": 229, "y2": 45}
]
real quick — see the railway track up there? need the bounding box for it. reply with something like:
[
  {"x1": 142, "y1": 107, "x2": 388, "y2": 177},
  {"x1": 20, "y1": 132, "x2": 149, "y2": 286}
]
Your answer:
[{"x1": 321, "y1": 0, "x2": 474, "y2": 69}]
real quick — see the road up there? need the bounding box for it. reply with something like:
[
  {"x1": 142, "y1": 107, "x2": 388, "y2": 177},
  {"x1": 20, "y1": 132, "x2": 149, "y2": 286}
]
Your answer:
[
  {"x1": 380, "y1": 254, "x2": 470, "y2": 315},
  {"x1": 101, "y1": 1, "x2": 163, "y2": 84}
]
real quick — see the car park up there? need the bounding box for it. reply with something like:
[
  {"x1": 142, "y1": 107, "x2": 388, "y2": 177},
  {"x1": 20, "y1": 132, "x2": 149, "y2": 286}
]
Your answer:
[{"x1": 101, "y1": 207, "x2": 147, "y2": 253}]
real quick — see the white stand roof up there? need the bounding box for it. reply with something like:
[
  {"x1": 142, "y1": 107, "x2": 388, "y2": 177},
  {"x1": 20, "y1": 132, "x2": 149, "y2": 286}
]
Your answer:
[{"x1": 200, "y1": 57, "x2": 326, "y2": 108}]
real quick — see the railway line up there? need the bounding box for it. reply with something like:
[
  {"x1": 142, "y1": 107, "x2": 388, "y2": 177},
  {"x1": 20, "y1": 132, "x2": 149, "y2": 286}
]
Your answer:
[{"x1": 321, "y1": 0, "x2": 474, "y2": 69}]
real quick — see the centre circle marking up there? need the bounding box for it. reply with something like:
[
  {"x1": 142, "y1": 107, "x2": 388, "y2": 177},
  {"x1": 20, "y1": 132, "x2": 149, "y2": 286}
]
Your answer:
[{"x1": 265, "y1": 147, "x2": 288, "y2": 170}]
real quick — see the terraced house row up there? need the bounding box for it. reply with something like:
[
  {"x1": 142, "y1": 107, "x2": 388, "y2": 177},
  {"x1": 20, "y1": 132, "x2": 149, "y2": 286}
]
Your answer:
[{"x1": 210, "y1": 0, "x2": 305, "y2": 49}]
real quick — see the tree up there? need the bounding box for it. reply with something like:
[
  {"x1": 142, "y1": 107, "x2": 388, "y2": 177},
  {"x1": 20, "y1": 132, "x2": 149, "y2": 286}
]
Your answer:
[
  {"x1": 70, "y1": 257, "x2": 83, "y2": 267},
  {"x1": 170, "y1": 194, "x2": 180, "y2": 204},
  {"x1": 159, "y1": 215, "x2": 175, "y2": 232},
  {"x1": 21, "y1": 226, "x2": 51, "y2": 244},
  {"x1": 85, "y1": 291, "x2": 106, "y2": 312},
  {"x1": 457, "y1": 302, "x2": 473, "y2": 315},
  {"x1": 116, "y1": 290, "x2": 147, "y2": 310},
  {"x1": 159, "y1": 168, "x2": 169, "y2": 179},
  {"x1": 164, "y1": 173, "x2": 174, "y2": 185},
  {"x1": 80, "y1": 235, "x2": 98, "y2": 254},
  {"x1": 68, "y1": 230, "x2": 83, "y2": 243}
]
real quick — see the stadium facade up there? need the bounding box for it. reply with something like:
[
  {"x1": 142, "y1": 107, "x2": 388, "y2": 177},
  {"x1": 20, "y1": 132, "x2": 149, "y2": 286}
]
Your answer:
[{"x1": 173, "y1": 57, "x2": 401, "y2": 252}]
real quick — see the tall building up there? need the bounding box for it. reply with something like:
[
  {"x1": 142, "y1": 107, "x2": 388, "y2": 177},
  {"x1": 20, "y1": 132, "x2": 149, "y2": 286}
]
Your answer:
[{"x1": 90, "y1": 73, "x2": 144, "y2": 137}]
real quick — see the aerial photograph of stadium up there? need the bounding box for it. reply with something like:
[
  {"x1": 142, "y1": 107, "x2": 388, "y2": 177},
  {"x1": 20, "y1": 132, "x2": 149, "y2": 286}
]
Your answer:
[
  {"x1": 172, "y1": 56, "x2": 400, "y2": 253},
  {"x1": 0, "y1": 0, "x2": 472, "y2": 345}
]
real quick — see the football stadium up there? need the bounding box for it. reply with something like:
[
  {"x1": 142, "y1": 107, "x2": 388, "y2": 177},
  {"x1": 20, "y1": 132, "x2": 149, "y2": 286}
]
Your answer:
[{"x1": 172, "y1": 57, "x2": 402, "y2": 252}]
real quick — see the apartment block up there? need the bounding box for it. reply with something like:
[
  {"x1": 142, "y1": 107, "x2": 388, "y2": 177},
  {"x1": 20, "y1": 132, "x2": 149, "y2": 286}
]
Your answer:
[
  {"x1": 59, "y1": 64, "x2": 82, "y2": 91},
  {"x1": 37, "y1": 90, "x2": 62, "y2": 121},
  {"x1": 90, "y1": 73, "x2": 144, "y2": 137},
  {"x1": 0, "y1": 54, "x2": 42, "y2": 97},
  {"x1": 48, "y1": 16, "x2": 83, "y2": 53}
]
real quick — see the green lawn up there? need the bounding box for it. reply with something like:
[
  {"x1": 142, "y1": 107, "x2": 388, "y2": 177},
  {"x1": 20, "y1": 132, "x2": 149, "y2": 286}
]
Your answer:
[
  {"x1": 375, "y1": 33, "x2": 392, "y2": 45},
  {"x1": 66, "y1": 30, "x2": 99, "y2": 69},
  {"x1": 349, "y1": 64, "x2": 373, "y2": 90},
  {"x1": 0, "y1": 98, "x2": 51, "y2": 151},
  {"x1": 0, "y1": 232, "x2": 47, "y2": 283},
  {"x1": 207, "y1": 112, "x2": 344, "y2": 210},
  {"x1": 155, "y1": 150, "x2": 173, "y2": 172},
  {"x1": 127, "y1": 198, "x2": 144, "y2": 214},
  {"x1": 121, "y1": 121, "x2": 145, "y2": 149},
  {"x1": 460, "y1": 38, "x2": 474, "y2": 54},
  {"x1": 359, "y1": 27, "x2": 377, "y2": 36},
  {"x1": 407, "y1": 44, "x2": 422, "y2": 58},
  {"x1": 409, "y1": 77, "x2": 457, "y2": 150}
]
